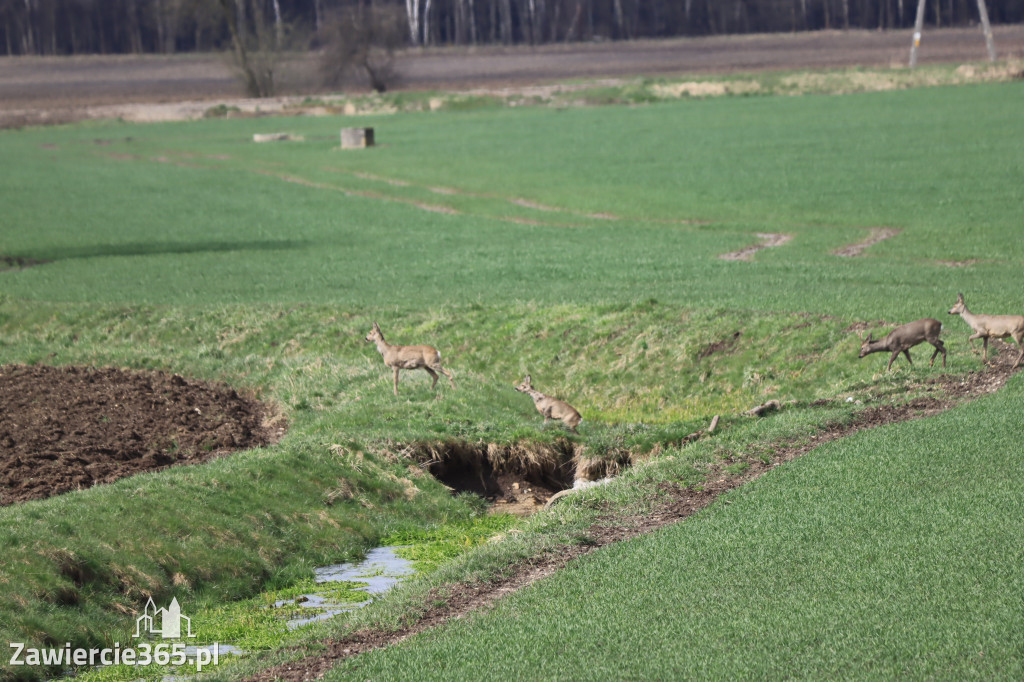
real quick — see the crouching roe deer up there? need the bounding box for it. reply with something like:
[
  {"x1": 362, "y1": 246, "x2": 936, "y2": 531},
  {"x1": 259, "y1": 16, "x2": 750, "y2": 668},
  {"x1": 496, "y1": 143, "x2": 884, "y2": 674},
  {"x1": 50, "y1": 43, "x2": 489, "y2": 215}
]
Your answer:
[
  {"x1": 365, "y1": 321, "x2": 456, "y2": 395},
  {"x1": 858, "y1": 318, "x2": 946, "y2": 371},
  {"x1": 948, "y1": 293, "x2": 1024, "y2": 368},
  {"x1": 514, "y1": 375, "x2": 582, "y2": 433}
]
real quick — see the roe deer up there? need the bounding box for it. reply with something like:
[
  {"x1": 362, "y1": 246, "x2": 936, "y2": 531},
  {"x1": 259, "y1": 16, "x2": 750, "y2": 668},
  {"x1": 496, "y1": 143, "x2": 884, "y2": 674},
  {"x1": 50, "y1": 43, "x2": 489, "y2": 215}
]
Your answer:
[
  {"x1": 514, "y1": 375, "x2": 582, "y2": 433},
  {"x1": 365, "y1": 321, "x2": 455, "y2": 395},
  {"x1": 948, "y1": 293, "x2": 1024, "y2": 368},
  {"x1": 858, "y1": 318, "x2": 946, "y2": 371}
]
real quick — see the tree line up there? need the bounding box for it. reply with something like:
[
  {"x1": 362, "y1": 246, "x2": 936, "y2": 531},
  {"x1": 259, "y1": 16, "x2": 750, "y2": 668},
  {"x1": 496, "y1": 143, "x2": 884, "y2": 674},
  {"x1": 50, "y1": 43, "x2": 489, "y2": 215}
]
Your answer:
[{"x1": 2, "y1": 0, "x2": 1022, "y2": 57}]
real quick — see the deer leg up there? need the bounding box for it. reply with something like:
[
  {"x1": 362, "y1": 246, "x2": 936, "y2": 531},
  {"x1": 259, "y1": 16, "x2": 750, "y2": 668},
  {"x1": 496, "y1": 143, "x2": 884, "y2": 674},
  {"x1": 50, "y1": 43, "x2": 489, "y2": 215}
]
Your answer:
[
  {"x1": 393, "y1": 367, "x2": 400, "y2": 395},
  {"x1": 932, "y1": 339, "x2": 946, "y2": 367},
  {"x1": 887, "y1": 350, "x2": 900, "y2": 371},
  {"x1": 982, "y1": 337, "x2": 989, "y2": 362},
  {"x1": 903, "y1": 349, "x2": 913, "y2": 365},
  {"x1": 424, "y1": 367, "x2": 439, "y2": 390},
  {"x1": 441, "y1": 366, "x2": 456, "y2": 389},
  {"x1": 1013, "y1": 333, "x2": 1024, "y2": 369}
]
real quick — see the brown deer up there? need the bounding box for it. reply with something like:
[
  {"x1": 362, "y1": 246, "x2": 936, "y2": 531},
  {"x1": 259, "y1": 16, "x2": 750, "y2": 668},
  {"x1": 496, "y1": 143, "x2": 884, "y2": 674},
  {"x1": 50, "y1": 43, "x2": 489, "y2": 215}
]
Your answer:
[
  {"x1": 514, "y1": 375, "x2": 582, "y2": 433},
  {"x1": 858, "y1": 318, "x2": 946, "y2": 371},
  {"x1": 364, "y1": 321, "x2": 455, "y2": 395},
  {"x1": 948, "y1": 293, "x2": 1024, "y2": 368}
]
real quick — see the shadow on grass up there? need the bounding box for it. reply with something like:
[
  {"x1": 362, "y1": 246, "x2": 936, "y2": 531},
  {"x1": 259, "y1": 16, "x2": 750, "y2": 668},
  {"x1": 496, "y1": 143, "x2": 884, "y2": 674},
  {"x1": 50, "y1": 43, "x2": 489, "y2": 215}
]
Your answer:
[{"x1": 5, "y1": 239, "x2": 312, "y2": 264}]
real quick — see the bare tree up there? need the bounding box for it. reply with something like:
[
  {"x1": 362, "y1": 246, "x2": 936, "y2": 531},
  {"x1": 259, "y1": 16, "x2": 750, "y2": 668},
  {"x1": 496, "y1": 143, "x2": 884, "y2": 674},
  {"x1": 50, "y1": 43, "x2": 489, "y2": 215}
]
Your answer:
[
  {"x1": 217, "y1": 0, "x2": 276, "y2": 97},
  {"x1": 320, "y1": 3, "x2": 407, "y2": 93}
]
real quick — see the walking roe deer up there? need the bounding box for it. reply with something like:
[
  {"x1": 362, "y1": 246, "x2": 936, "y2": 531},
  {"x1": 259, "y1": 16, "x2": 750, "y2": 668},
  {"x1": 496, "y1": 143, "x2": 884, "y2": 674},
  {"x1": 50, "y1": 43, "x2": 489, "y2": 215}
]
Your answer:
[
  {"x1": 858, "y1": 318, "x2": 946, "y2": 371},
  {"x1": 364, "y1": 321, "x2": 456, "y2": 395},
  {"x1": 514, "y1": 375, "x2": 582, "y2": 433},
  {"x1": 948, "y1": 293, "x2": 1024, "y2": 368}
]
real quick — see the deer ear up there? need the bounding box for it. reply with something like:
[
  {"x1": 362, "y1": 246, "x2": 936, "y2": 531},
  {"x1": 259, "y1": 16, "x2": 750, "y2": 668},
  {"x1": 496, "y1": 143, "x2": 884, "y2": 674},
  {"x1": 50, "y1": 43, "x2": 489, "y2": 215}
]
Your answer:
[
  {"x1": 525, "y1": 374, "x2": 531, "y2": 383},
  {"x1": 957, "y1": 293, "x2": 964, "y2": 301},
  {"x1": 867, "y1": 333, "x2": 873, "y2": 342},
  {"x1": 373, "y1": 321, "x2": 380, "y2": 330}
]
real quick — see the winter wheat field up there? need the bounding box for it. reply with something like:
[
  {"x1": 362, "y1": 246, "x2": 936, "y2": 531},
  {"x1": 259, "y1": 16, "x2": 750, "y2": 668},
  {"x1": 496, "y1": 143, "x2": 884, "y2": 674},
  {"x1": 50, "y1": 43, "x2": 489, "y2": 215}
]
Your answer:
[{"x1": 2, "y1": 26, "x2": 1024, "y2": 682}]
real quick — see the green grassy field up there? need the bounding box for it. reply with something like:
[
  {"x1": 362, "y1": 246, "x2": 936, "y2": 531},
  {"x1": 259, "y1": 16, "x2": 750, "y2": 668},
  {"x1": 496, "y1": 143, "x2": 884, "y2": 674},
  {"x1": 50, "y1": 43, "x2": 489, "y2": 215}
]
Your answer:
[
  {"x1": 1, "y1": 74, "x2": 1023, "y2": 681},
  {"x1": 329, "y1": 382, "x2": 1024, "y2": 679}
]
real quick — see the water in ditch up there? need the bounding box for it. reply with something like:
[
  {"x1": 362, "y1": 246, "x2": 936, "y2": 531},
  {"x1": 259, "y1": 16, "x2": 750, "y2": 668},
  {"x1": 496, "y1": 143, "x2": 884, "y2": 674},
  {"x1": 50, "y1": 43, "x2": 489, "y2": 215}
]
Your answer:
[{"x1": 278, "y1": 546, "x2": 417, "y2": 629}]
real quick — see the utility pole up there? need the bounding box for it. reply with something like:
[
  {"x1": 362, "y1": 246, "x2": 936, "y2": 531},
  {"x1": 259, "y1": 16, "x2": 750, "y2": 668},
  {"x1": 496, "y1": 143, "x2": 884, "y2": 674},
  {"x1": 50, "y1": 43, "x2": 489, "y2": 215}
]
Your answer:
[
  {"x1": 908, "y1": 0, "x2": 926, "y2": 67},
  {"x1": 909, "y1": 0, "x2": 996, "y2": 67},
  {"x1": 975, "y1": 0, "x2": 997, "y2": 62}
]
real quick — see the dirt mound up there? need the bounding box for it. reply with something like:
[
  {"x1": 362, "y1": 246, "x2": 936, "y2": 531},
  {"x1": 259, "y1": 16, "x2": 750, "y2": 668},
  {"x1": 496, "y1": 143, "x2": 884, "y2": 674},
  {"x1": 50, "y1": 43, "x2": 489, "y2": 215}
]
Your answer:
[{"x1": 0, "y1": 365, "x2": 284, "y2": 506}]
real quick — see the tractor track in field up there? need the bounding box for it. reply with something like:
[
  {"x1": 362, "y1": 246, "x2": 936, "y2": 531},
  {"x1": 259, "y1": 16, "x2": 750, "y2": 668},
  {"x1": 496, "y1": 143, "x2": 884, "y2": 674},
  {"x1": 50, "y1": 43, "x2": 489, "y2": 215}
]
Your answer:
[
  {"x1": 833, "y1": 226, "x2": 902, "y2": 257},
  {"x1": 718, "y1": 232, "x2": 793, "y2": 261},
  {"x1": 242, "y1": 342, "x2": 1020, "y2": 682}
]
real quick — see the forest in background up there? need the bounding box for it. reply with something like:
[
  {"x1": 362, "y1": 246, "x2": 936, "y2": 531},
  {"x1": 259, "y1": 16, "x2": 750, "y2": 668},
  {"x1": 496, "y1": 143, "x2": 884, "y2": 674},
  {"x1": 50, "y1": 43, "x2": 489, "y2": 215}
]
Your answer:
[{"x1": 3, "y1": 0, "x2": 1023, "y2": 57}]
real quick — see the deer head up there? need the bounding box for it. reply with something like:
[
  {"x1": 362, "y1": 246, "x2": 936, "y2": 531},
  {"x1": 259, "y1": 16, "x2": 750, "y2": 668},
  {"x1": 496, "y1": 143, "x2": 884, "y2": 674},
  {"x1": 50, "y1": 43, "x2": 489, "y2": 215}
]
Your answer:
[
  {"x1": 514, "y1": 375, "x2": 533, "y2": 393},
  {"x1": 858, "y1": 333, "x2": 875, "y2": 358},
  {"x1": 948, "y1": 293, "x2": 967, "y2": 316},
  {"x1": 365, "y1": 321, "x2": 384, "y2": 343}
]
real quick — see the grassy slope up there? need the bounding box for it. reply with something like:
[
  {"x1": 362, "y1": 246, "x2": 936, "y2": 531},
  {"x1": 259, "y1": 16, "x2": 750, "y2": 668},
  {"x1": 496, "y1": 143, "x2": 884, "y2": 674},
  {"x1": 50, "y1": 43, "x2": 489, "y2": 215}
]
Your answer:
[
  {"x1": 1, "y1": 79, "x2": 1023, "y2": 679},
  {"x1": 331, "y1": 377, "x2": 1024, "y2": 680}
]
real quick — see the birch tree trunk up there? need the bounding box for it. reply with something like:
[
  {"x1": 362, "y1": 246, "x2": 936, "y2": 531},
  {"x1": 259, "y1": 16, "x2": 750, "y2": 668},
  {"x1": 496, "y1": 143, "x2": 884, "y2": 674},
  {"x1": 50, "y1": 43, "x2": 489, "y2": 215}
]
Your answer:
[
  {"x1": 405, "y1": 0, "x2": 420, "y2": 45},
  {"x1": 22, "y1": 0, "x2": 35, "y2": 55},
  {"x1": 975, "y1": 0, "x2": 996, "y2": 60},
  {"x1": 499, "y1": 0, "x2": 512, "y2": 43},
  {"x1": 234, "y1": 0, "x2": 247, "y2": 44},
  {"x1": 271, "y1": 0, "x2": 283, "y2": 47},
  {"x1": 423, "y1": 0, "x2": 433, "y2": 45}
]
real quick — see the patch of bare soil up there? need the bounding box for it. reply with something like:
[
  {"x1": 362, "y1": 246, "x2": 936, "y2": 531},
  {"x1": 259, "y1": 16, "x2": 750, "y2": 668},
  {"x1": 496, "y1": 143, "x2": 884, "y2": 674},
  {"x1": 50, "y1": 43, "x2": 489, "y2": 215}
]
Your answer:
[
  {"x1": 0, "y1": 365, "x2": 284, "y2": 506},
  {"x1": 719, "y1": 232, "x2": 792, "y2": 261},
  {"x1": 833, "y1": 227, "x2": 901, "y2": 257},
  {"x1": 936, "y1": 259, "x2": 980, "y2": 267},
  {"x1": 242, "y1": 342, "x2": 1020, "y2": 682},
  {"x1": 698, "y1": 331, "x2": 742, "y2": 359}
]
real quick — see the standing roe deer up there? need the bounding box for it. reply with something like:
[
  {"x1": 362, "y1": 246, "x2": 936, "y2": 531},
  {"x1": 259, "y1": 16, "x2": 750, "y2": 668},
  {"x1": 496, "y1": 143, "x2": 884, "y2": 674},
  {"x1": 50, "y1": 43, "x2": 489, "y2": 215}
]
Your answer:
[
  {"x1": 514, "y1": 375, "x2": 582, "y2": 433},
  {"x1": 858, "y1": 318, "x2": 946, "y2": 371},
  {"x1": 948, "y1": 293, "x2": 1024, "y2": 368},
  {"x1": 365, "y1": 321, "x2": 456, "y2": 395}
]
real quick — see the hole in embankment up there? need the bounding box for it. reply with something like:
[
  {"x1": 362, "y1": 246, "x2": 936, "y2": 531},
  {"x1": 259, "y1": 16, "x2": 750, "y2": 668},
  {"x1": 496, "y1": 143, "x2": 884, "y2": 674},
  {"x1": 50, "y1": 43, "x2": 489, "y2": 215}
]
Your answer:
[{"x1": 410, "y1": 440, "x2": 631, "y2": 515}]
